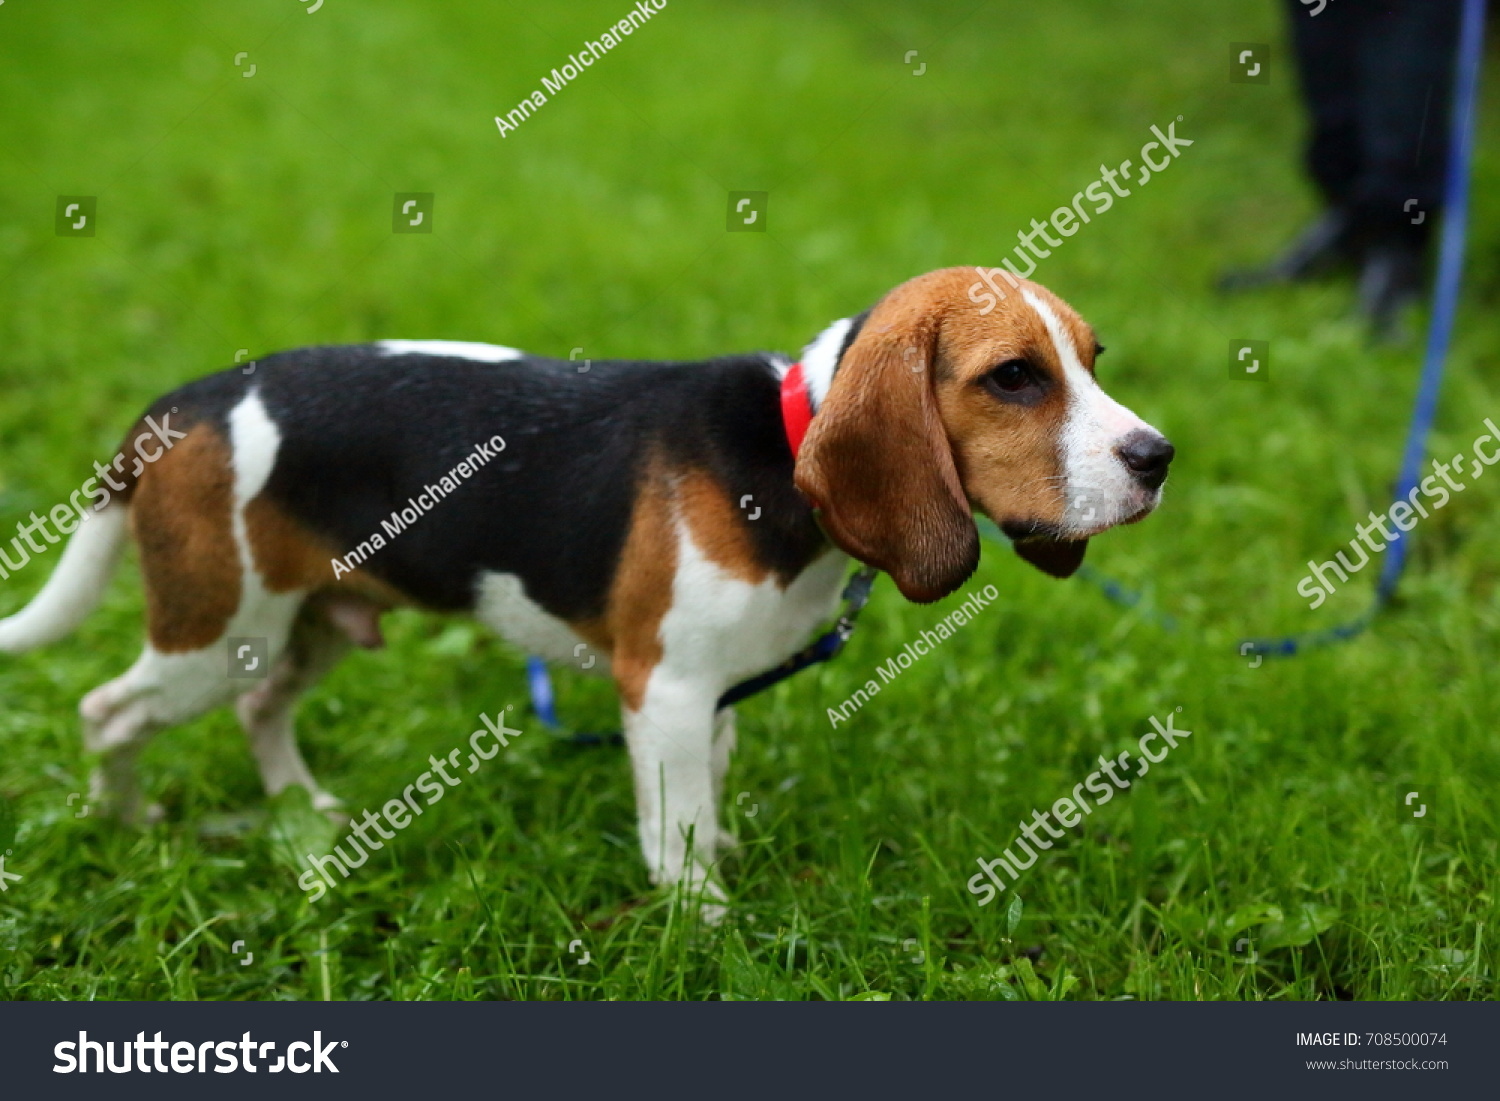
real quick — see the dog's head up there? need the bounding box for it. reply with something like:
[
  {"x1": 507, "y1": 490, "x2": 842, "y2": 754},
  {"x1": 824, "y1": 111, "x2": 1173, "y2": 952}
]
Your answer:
[{"x1": 794, "y1": 267, "x2": 1173, "y2": 602}]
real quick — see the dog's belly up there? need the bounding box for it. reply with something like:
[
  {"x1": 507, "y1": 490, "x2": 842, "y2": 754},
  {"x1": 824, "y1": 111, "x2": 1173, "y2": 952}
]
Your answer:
[{"x1": 473, "y1": 572, "x2": 612, "y2": 675}]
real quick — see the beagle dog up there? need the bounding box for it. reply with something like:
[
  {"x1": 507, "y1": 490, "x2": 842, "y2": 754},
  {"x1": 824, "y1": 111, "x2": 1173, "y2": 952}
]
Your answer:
[{"x1": 0, "y1": 268, "x2": 1172, "y2": 907}]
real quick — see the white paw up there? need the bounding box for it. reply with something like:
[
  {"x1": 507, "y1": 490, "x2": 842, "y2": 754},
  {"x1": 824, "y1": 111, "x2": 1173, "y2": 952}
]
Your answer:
[
  {"x1": 698, "y1": 899, "x2": 729, "y2": 926},
  {"x1": 665, "y1": 869, "x2": 728, "y2": 925},
  {"x1": 311, "y1": 790, "x2": 346, "y2": 818}
]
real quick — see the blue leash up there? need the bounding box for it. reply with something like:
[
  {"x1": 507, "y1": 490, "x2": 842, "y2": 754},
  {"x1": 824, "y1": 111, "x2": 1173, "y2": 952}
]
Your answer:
[
  {"x1": 1378, "y1": 0, "x2": 1486, "y2": 602},
  {"x1": 1241, "y1": 0, "x2": 1486, "y2": 659},
  {"x1": 527, "y1": 568, "x2": 878, "y2": 744}
]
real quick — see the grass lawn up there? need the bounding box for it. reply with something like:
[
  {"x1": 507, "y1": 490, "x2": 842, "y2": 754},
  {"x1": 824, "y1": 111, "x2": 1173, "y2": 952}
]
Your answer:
[{"x1": 1, "y1": 0, "x2": 1498, "y2": 1001}]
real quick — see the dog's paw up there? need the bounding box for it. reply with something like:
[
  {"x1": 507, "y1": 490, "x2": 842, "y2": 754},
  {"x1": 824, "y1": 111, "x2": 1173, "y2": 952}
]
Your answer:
[
  {"x1": 695, "y1": 878, "x2": 730, "y2": 927},
  {"x1": 655, "y1": 863, "x2": 730, "y2": 924},
  {"x1": 102, "y1": 799, "x2": 164, "y2": 829},
  {"x1": 86, "y1": 768, "x2": 163, "y2": 828},
  {"x1": 698, "y1": 898, "x2": 729, "y2": 926},
  {"x1": 311, "y1": 790, "x2": 347, "y2": 824},
  {"x1": 684, "y1": 871, "x2": 729, "y2": 926}
]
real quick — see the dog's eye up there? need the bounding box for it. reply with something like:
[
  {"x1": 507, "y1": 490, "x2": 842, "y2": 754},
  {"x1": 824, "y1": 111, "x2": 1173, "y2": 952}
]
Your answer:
[{"x1": 985, "y1": 359, "x2": 1034, "y2": 394}]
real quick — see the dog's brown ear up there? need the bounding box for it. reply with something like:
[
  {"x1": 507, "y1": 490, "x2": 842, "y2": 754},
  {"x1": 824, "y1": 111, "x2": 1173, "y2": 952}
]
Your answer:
[
  {"x1": 1013, "y1": 537, "x2": 1088, "y2": 579},
  {"x1": 795, "y1": 289, "x2": 978, "y2": 604}
]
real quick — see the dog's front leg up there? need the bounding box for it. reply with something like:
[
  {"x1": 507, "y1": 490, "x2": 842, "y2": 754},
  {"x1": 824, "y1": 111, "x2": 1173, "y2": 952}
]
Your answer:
[
  {"x1": 621, "y1": 668, "x2": 726, "y2": 915},
  {"x1": 710, "y1": 706, "x2": 738, "y2": 854}
]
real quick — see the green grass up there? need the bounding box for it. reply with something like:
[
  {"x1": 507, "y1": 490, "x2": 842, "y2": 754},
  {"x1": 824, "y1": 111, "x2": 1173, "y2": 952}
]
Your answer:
[{"x1": 2, "y1": 0, "x2": 1498, "y2": 1001}]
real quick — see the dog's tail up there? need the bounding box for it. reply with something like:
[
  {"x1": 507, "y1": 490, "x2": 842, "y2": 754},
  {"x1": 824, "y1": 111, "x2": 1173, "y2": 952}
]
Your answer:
[{"x1": 0, "y1": 504, "x2": 131, "y2": 654}]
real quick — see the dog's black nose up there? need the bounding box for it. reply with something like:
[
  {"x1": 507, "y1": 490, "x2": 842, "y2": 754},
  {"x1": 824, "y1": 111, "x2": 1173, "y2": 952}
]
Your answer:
[{"x1": 1116, "y1": 430, "x2": 1174, "y2": 489}]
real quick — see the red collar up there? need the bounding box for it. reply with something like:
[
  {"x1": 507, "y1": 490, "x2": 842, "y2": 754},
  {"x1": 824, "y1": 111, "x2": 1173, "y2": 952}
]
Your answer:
[{"x1": 780, "y1": 361, "x2": 814, "y2": 458}]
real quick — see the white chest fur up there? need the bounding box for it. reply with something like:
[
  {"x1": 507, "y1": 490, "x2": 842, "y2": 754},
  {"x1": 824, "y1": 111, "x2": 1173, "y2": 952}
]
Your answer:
[{"x1": 656, "y1": 520, "x2": 848, "y2": 690}]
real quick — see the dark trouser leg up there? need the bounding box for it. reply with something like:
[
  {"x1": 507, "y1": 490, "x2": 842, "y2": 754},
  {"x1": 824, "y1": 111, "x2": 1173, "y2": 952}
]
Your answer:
[
  {"x1": 1351, "y1": 0, "x2": 1462, "y2": 336},
  {"x1": 1215, "y1": 0, "x2": 1365, "y2": 289},
  {"x1": 1353, "y1": 0, "x2": 1462, "y2": 248},
  {"x1": 1287, "y1": 0, "x2": 1363, "y2": 208},
  {"x1": 1222, "y1": 0, "x2": 1462, "y2": 298}
]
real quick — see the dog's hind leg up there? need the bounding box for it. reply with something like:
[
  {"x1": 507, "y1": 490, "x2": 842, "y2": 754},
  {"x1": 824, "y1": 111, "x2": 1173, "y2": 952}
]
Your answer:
[
  {"x1": 81, "y1": 686, "x2": 162, "y2": 826},
  {"x1": 80, "y1": 577, "x2": 309, "y2": 822},
  {"x1": 81, "y1": 408, "x2": 315, "y2": 821},
  {"x1": 81, "y1": 644, "x2": 247, "y2": 823},
  {"x1": 235, "y1": 596, "x2": 364, "y2": 815}
]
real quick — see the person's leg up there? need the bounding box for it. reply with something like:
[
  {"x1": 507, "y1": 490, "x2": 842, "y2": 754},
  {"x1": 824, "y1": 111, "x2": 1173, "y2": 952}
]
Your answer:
[
  {"x1": 1291, "y1": 0, "x2": 1363, "y2": 209},
  {"x1": 1354, "y1": 0, "x2": 1461, "y2": 238},
  {"x1": 1218, "y1": 0, "x2": 1364, "y2": 289},
  {"x1": 1352, "y1": 0, "x2": 1463, "y2": 336}
]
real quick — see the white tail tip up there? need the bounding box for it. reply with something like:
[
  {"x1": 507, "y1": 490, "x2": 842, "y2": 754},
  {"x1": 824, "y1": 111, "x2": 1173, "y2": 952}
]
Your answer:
[{"x1": 0, "y1": 505, "x2": 129, "y2": 654}]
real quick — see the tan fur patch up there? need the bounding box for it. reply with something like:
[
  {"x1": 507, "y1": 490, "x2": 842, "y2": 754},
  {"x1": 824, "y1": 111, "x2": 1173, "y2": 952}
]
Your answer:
[
  {"x1": 604, "y1": 456, "x2": 678, "y2": 712},
  {"x1": 244, "y1": 496, "x2": 338, "y2": 593},
  {"x1": 563, "y1": 614, "x2": 613, "y2": 656},
  {"x1": 131, "y1": 425, "x2": 241, "y2": 652},
  {"x1": 244, "y1": 496, "x2": 409, "y2": 609},
  {"x1": 935, "y1": 282, "x2": 1073, "y2": 524},
  {"x1": 675, "y1": 468, "x2": 769, "y2": 586}
]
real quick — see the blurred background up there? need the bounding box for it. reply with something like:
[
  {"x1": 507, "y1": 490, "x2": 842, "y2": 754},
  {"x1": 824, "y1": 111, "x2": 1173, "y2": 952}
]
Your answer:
[{"x1": 0, "y1": 0, "x2": 1496, "y2": 1001}]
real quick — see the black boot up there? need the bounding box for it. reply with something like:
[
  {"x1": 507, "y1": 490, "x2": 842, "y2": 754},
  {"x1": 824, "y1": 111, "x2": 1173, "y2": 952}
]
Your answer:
[
  {"x1": 1358, "y1": 239, "x2": 1424, "y2": 343},
  {"x1": 1218, "y1": 207, "x2": 1359, "y2": 291}
]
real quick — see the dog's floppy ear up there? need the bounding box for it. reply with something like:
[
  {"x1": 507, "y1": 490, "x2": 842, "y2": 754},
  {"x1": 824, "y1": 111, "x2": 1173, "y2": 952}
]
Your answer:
[
  {"x1": 1013, "y1": 536, "x2": 1088, "y2": 579},
  {"x1": 795, "y1": 286, "x2": 979, "y2": 603}
]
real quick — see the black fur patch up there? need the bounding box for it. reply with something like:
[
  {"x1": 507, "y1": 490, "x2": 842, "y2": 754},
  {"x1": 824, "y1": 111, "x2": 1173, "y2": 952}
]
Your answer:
[
  {"x1": 139, "y1": 346, "x2": 829, "y2": 620},
  {"x1": 835, "y1": 309, "x2": 871, "y2": 367}
]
